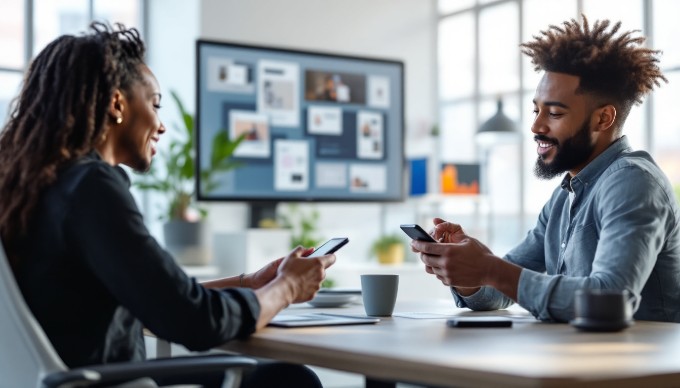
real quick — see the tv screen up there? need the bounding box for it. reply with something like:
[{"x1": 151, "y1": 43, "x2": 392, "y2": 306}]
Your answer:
[{"x1": 196, "y1": 40, "x2": 405, "y2": 205}]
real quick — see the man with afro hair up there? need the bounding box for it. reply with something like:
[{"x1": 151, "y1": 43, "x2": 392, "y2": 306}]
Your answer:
[{"x1": 413, "y1": 15, "x2": 680, "y2": 323}]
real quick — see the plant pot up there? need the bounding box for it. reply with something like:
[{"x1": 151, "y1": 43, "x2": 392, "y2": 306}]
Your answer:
[
  {"x1": 163, "y1": 220, "x2": 211, "y2": 266},
  {"x1": 377, "y1": 244, "x2": 405, "y2": 265}
]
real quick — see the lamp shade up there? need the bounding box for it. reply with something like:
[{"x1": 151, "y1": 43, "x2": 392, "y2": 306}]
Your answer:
[{"x1": 476, "y1": 99, "x2": 518, "y2": 147}]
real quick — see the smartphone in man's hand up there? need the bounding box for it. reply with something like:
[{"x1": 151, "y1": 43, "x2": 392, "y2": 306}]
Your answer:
[
  {"x1": 307, "y1": 237, "x2": 349, "y2": 257},
  {"x1": 400, "y1": 224, "x2": 437, "y2": 242}
]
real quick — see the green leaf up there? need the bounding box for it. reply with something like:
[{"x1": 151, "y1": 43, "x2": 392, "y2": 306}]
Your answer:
[
  {"x1": 170, "y1": 90, "x2": 194, "y2": 137},
  {"x1": 135, "y1": 90, "x2": 245, "y2": 220},
  {"x1": 277, "y1": 204, "x2": 323, "y2": 249},
  {"x1": 210, "y1": 131, "x2": 246, "y2": 169}
]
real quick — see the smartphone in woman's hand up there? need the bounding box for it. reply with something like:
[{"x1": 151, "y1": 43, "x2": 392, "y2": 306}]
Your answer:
[{"x1": 307, "y1": 237, "x2": 349, "y2": 257}]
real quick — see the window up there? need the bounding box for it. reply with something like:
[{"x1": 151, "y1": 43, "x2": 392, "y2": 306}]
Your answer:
[
  {"x1": 33, "y1": 0, "x2": 90, "y2": 56},
  {"x1": 0, "y1": 0, "x2": 25, "y2": 69},
  {"x1": 0, "y1": 0, "x2": 144, "y2": 127},
  {"x1": 438, "y1": 0, "x2": 475, "y2": 14},
  {"x1": 478, "y1": 2, "x2": 518, "y2": 96},
  {"x1": 440, "y1": 102, "x2": 476, "y2": 161},
  {"x1": 582, "y1": 0, "x2": 643, "y2": 33},
  {"x1": 0, "y1": 73, "x2": 23, "y2": 124},
  {"x1": 0, "y1": 0, "x2": 25, "y2": 127},
  {"x1": 438, "y1": 14, "x2": 474, "y2": 100},
  {"x1": 94, "y1": 0, "x2": 141, "y2": 28},
  {"x1": 438, "y1": 12, "x2": 476, "y2": 164}
]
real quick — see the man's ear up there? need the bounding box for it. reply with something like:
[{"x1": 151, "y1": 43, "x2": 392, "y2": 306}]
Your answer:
[
  {"x1": 108, "y1": 89, "x2": 126, "y2": 124},
  {"x1": 591, "y1": 104, "x2": 616, "y2": 133}
]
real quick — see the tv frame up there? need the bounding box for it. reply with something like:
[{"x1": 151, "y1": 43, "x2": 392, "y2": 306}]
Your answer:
[{"x1": 195, "y1": 39, "x2": 406, "y2": 207}]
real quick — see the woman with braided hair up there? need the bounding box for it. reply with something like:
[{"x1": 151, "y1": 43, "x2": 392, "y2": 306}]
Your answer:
[
  {"x1": 0, "y1": 23, "x2": 330, "y2": 387},
  {"x1": 413, "y1": 15, "x2": 680, "y2": 324}
]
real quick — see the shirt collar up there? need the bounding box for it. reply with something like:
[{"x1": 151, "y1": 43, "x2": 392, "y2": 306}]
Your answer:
[
  {"x1": 88, "y1": 149, "x2": 103, "y2": 161},
  {"x1": 560, "y1": 136, "x2": 631, "y2": 193}
]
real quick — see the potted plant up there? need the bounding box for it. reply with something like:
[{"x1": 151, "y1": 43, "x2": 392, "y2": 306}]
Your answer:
[
  {"x1": 136, "y1": 90, "x2": 244, "y2": 265},
  {"x1": 277, "y1": 203, "x2": 324, "y2": 248},
  {"x1": 369, "y1": 234, "x2": 406, "y2": 265}
]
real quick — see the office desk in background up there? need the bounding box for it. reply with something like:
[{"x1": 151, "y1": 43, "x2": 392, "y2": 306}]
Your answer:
[{"x1": 218, "y1": 299, "x2": 680, "y2": 388}]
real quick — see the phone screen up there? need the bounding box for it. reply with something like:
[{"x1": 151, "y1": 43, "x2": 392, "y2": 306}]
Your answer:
[
  {"x1": 307, "y1": 237, "x2": 349, "y2": 257},
  {"x1": 399, "y1": 224, "x2": 437, "y2": 242}
]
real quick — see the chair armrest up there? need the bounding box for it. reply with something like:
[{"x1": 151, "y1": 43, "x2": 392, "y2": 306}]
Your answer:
[{"x1": 42, "y1": 354, "x2": 257, "y2": 387}]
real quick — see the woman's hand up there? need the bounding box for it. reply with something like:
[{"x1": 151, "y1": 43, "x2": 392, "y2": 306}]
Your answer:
[
  {"x1": 253, "y1": 246, "x2": 336, "y2": 329},
  {"x1": 245, "y1": 247, "x2": 308, "y2": 289},
  {"x1": 276, "y1": 246, "x2": 336, "y2": 303}
]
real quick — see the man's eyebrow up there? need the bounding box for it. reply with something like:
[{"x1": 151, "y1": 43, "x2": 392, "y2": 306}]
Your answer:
[{"x1": 533, "y1": 99, "x2": 569, "y2": 109}]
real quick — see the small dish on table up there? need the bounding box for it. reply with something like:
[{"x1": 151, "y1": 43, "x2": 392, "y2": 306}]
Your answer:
[{"x1": 307, "y1": 288, "x2": 362, "y2": 308}]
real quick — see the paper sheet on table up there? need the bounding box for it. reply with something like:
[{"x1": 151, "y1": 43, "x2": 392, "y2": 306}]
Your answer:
[
  {"x1": 394, "y1": 312, "x2": 538, "y2": 322},
  {"x1": 393, "y1": 312, "x2": 457, "y2": 319}
]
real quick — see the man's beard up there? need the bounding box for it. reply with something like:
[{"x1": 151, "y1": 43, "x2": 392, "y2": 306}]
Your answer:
[{"x1": 534, "y1": 118, "x2": 595, "y2": 180}]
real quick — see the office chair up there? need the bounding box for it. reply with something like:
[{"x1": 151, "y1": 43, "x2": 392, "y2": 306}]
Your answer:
[{"x1": 0, "y1": 240, "x2": 256, "y2": 387}]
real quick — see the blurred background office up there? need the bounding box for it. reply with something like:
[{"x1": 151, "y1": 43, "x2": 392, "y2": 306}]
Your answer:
[
  {"x1": 2, "y1": 2, "x2": 678, "y2": 387},
  {"x1": 1, "y1": 0, "x2": 679, "y2": 286}
]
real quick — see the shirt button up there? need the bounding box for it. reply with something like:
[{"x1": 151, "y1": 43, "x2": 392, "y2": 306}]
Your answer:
[{"x1": 561, "y1": 242, "x2": 566, "y2": 248}]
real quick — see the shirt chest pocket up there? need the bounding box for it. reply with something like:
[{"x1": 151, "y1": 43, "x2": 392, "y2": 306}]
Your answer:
[{"x1": 562, "y1": 223, "x2": 599, "y2": 275}]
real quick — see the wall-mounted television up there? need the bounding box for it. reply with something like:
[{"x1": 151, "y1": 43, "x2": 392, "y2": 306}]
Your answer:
[{"x1": 196, "y1": 40, "x2": 405, "y2": 223}]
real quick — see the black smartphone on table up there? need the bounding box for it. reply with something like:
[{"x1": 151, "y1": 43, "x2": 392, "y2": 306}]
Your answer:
[
  {"x1": 446, "y1": 317, "x2": 513, "y2": 328},
  {"x1": 400, "y1": 224, "x2": 437, "y2": 242},
  {"x1": 307, "y1": 237, "x2": 349, "y2": 257}
]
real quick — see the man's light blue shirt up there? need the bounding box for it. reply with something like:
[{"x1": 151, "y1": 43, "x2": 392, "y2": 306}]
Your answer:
[{"x1": 453, "y1": 136, "x2": 680, "y2": 322}]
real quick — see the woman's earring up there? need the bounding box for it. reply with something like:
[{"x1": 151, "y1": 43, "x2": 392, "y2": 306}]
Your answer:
[{"x1": 116, "y1": 116, "x2": 123, "y2": 125}]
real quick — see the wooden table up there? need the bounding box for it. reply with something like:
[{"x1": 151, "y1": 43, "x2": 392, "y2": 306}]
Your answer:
[{"x1": 218, "y1": 299, "x2": 680, "y2": 388}]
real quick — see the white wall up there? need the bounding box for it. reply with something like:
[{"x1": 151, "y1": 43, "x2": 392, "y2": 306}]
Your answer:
[{"x1": 197, "y1": 0, "x2": 440, "y2": 265}]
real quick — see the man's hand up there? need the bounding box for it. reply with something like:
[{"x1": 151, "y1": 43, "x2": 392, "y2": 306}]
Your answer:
[
  {"x1": 432, "y1": 217, "x2": 467, "y2": 243},
  {"x1": 412, "y1": 229, "x2": 521, "y2": 301},
  {"x1": 413, "y1": 235, "x2": 495, "y2": 288},
  {"x1": 414, "y1": 218, "x2": 474, "y2": 288}
]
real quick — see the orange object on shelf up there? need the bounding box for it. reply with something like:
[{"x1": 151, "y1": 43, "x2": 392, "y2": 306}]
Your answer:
[{"x1": 441, "y1": 163, "x2": 480, "y2": 194}]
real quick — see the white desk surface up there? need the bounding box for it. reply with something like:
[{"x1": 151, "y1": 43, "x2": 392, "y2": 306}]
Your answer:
[{"x1": 219, "y1": 299, "x2": 680, "y2": 388}]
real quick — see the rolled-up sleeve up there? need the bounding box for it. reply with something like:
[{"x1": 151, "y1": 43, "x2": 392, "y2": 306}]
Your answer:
[{"x1": 451, "y1": 286, "x2": 514, "y2": 310}]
